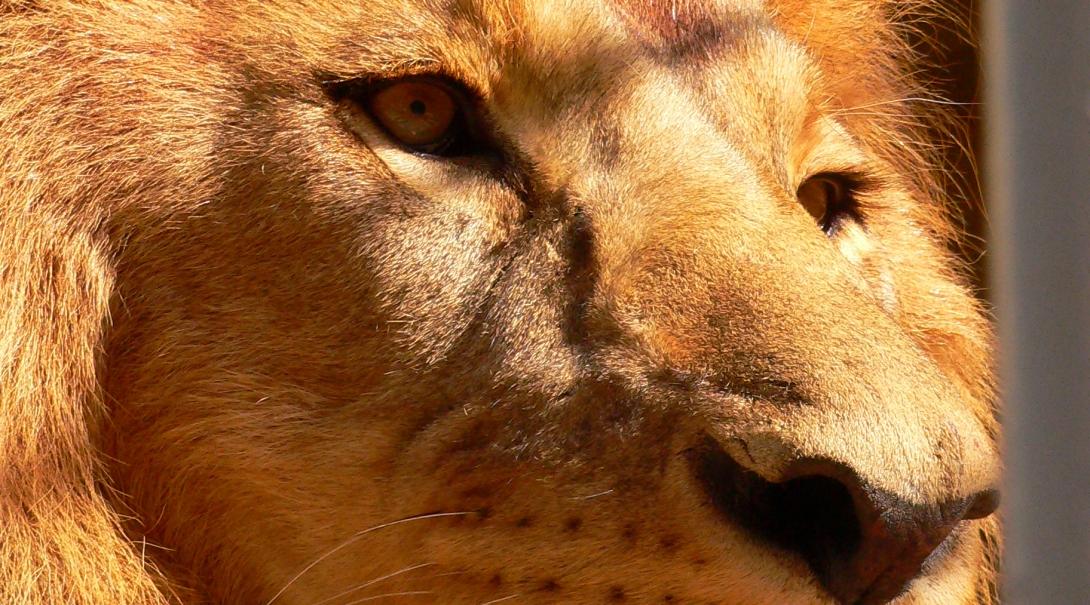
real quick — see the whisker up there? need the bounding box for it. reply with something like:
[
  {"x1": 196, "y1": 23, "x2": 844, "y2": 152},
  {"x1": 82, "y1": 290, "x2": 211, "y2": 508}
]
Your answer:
[
  {"x1": 479, "y1": 594, "x2": 521, "y2": 604},
  {"x1": 570, "y1": 489, "x2": 613, "y2": 500},
  {"x1": 309, "y1": 563, "x2": 437, "y2": 605},
  {"x1": 832, "y1": 97, "x2": 975, "y2": 114},
  {"x1": 265, "y1": 511, "x2": 472, "y2": 605}
]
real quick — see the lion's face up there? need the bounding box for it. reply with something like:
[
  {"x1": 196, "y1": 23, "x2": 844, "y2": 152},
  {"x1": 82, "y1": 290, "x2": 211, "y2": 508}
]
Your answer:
[{"x1": 3, "y1": 1, "x2": 1000, "y2": 604}]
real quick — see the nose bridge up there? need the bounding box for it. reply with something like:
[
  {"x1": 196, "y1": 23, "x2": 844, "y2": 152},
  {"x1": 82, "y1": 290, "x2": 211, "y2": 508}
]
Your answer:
[
  {"x1": 551, "y1": 112, "x2": 998, "y2": 507},
  {"x1": 501, "y1": 53, "x2": 997, "y2": 503},
  {"x1": 646, "y1": 237, "x2": 998, "y2": 504},
  {"x1": 720, "y1": 261, "x2": 999, "y2": 506},
  {"x1": 555, "y1": 85, "x2": 780, "y2": 302},
  {"x1": 667, "y1": 241, "x2": 998, "y2": 505}
]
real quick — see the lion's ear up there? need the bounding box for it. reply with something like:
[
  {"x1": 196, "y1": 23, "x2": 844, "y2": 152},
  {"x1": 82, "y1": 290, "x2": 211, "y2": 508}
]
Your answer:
[{"x1": 0, "y1": 205, "x2": 167, "y2": 603}]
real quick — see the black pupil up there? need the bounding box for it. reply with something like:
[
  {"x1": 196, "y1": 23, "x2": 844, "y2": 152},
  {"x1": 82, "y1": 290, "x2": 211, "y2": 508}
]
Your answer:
[{"x1": 409, "y1": 99, "x2": 427, "y2": 115}]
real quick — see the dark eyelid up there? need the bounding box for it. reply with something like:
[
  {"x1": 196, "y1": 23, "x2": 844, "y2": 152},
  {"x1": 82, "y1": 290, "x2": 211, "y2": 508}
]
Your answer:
[
  {"x1": 323, "y1": 74, "x2": 480, "y2": 118},
  {"x1": 801, "y1": 170, "x2": 871, "y2": 194},
  {"x1": 320, "y1": 64, "x2": 487, "y2": 98},
  {"x1": 325, "y1": 74, "x2": 497, "y2": 158}
]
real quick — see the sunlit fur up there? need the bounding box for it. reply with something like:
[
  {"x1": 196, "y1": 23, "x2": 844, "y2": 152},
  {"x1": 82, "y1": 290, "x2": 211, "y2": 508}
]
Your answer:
[{"x1": 1, "y1": 1, "x2": 999, "y2": 603}]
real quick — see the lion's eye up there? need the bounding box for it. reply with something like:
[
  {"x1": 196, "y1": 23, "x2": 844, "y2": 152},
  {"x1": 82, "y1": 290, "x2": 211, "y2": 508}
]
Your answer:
[
  {"x1": 796, "y1": 174, "x2": 856, "y2": 235},
  {"x1": 366, "y1": 81, "x2": 461, "y2": 154}
]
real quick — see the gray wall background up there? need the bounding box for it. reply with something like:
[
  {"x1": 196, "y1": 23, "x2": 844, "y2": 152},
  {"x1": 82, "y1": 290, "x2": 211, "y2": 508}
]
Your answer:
[{"x1": 984, "y1": 2, "x2": 1090, "y2": 602}]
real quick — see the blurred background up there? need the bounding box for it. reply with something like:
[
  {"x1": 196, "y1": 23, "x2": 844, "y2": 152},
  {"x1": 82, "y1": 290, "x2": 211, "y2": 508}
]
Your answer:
[
  {"x1": 921, "y1": 0, "x2": 988, "y2": 292},
  {"x1": 902, "y1": 2, "x2": 1089, "y2": 601}
]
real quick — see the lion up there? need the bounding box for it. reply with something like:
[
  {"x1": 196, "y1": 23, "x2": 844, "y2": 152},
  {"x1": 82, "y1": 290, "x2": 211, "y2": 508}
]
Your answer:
[{"x1": 1, "y1": 0, "x2": 1001, "y2": 603}]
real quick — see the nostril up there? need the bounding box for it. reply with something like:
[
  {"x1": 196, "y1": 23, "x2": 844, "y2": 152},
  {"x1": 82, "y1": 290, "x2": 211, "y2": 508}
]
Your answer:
[
  {"x1": 690, "y1": 441, "x2": 863, "y2": 596},
  {"x1": 770, "y1": 473, "x2": 863, "y2": 579},
  {"x1": 690, "y1": 438, "x2": 989, "y2": 605}
]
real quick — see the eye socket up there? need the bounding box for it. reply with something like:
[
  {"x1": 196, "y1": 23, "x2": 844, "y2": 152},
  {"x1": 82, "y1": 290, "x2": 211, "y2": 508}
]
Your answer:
[
  {"x1": 796, "y1": 174, "x2": 857, "y2": 234},
  {"x1": 333, "y1": 77, "x2": 475, "y2": 155},
  {"x1": 327, "y1": 75, "x2": 504, "y2": 166}
]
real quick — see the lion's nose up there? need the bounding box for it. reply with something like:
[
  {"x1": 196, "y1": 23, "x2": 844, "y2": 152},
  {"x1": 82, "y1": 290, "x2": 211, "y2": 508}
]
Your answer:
[{"x1": 691, "y1": 440, "x2": 1000, "y2": 605}]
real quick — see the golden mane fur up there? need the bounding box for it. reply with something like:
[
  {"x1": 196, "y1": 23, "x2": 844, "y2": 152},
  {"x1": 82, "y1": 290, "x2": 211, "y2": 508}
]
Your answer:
[{"x1": 2, "y1": 1, "x2": 999, "y2": 603}]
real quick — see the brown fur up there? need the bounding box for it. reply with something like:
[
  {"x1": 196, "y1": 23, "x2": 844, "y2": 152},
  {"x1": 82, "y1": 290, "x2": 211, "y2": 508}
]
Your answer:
[{"x1": 1, "y1": 1, "x2": 999, "y2": 603}]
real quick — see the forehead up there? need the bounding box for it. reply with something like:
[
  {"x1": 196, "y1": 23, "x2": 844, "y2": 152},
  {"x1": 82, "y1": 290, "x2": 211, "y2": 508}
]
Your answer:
[
  {"x1": 369, "y1": 0, "x2": 799, "y2": 101},
  {"x1": 607, "y1": 0, "x2": 763, "y2": 44},
  {"x1": 305, "y1": 0, "x2": 784, "y2": 78},
  {"x1": 481, "y1": 0, "x2": 774, "y2": 61},
  {"x1": 471, "y1": 0, "x2": 814, "y2": 125}
]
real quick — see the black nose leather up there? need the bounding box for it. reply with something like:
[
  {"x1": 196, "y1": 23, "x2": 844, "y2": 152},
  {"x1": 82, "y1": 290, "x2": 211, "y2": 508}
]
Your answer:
[{"x1": 692, "y1": 441, "x2": 1000, "y2": 604}]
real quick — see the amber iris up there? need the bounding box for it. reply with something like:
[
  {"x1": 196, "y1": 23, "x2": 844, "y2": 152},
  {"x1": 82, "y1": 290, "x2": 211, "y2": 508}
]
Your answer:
[{"x1": 368, "y1": 81, "x2": 458, "y2": 149}]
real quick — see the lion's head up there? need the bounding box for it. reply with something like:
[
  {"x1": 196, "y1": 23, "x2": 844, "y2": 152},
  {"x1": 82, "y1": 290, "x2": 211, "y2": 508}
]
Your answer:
[{"x1": 1, "y1": 1, "x2": 1000, "y2": 603}]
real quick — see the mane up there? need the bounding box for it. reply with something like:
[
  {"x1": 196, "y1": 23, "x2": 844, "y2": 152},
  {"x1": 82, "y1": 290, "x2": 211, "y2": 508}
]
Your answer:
[{"x1": 0, "y1": 4, "x2": 175, "y2": 602}]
